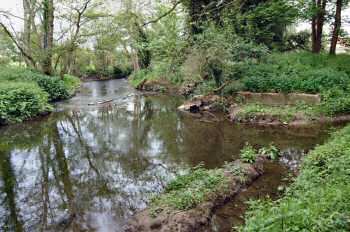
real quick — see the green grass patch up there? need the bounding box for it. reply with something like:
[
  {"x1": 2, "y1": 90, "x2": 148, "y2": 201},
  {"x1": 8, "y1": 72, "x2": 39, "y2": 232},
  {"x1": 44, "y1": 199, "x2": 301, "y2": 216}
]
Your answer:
[
  {"x1": 235, "y1": 103, "x2": 320, "y2": 123},
  {"x1": 241, "y1": 124, "x2": 350, "y2": 231},
  {"x1": 149, "y1": 167, "x2": 228, "y2": 216}
]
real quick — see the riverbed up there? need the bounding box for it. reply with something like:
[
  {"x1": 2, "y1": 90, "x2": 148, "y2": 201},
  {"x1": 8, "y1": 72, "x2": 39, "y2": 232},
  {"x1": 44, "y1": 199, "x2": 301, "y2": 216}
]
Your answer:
[{"x1": 0, "y1": 79, "x2": 333, "y2": 232}]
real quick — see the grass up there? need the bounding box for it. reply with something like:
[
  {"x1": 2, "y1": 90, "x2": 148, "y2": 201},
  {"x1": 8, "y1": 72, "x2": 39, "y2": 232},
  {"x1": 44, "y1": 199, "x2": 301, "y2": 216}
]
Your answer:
[
  {"x1": 148, "y1": 143, "x2": 282, "y2": 218},
  {"x1": 240, "y1": 124, "x2": 350, "y2": 231},
  {"x1": 149, "y1": 167, "x2": 228, "y2": 216},
  {"x1": 235, "y1": 103, "x2": 320, "y2": 123}
]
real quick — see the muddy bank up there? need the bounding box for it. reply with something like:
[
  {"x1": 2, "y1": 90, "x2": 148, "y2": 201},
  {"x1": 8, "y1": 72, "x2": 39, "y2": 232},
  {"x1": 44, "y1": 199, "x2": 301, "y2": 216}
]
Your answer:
[
  {"x1": 124, "y1": 158, "x2": 266, "y2": 232},
  {"x1": 177, "y1": 94, "x2": 350, "y2": 127}
]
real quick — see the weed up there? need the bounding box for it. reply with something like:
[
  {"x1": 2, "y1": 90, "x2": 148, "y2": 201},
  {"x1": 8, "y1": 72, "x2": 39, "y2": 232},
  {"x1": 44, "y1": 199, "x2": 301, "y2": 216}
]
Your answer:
[{"x1": 240, "y1": 143, "x2": 258, "y2": 163}]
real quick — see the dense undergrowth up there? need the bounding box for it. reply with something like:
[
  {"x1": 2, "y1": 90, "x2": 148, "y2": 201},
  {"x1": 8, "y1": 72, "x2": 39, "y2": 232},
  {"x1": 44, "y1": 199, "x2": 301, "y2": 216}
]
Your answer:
[
  {"x1": 127, "y1": 11, "x2": 350, "y2": 117},
  {"x1": 241, "y1": 124, "x2": 350, "y2": 232},
  {"x1": 0, "y1": 66, "x2": 80, "y2": 125}
]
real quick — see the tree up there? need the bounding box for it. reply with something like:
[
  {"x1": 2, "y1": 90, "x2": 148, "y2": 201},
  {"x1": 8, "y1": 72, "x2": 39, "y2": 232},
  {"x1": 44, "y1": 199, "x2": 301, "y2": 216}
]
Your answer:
[
  {"x1": 311, "y1": 0, "x2": 327, "y2": 53},
  {"x1": 329, "y1": 0, "x2": 343, "y2": 54},
  {"x1": 42, "y1": 0, "x2": 54, "y2": 75}
]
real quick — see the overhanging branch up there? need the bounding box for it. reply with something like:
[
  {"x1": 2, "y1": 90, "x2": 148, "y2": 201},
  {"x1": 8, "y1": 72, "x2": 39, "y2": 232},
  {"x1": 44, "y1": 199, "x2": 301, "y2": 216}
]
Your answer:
[{"x1": 143, "y1": 1, "x2": 181, "y2": 26}]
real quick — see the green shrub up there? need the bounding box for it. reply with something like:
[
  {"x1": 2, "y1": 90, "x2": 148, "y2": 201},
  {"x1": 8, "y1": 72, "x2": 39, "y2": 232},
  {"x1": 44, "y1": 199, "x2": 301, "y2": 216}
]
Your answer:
[
  {"x1": 240, "y1": 143, "x2": 258, "y2": 163},
  {"x1": 259, "y1": 144, "x2": 280, "y2": 160},
  {"x1": 241, "y1": 124, "x2": 350, "y2": 231},
  {"x1": 0, "y1": 66, "x2": 74, "y2": 101},
  {"x1": 63, "y1": 74, "x2": 81, "y2": 95},
  {"x1": 242, "y1": 65, "x2": 349, "y2": 94},
  {"x1": 320, "y1": 88, "x2": 350, "y2": 116},
  {"x1": 33, "y1": 75, "x2": 69, "y2": 101},
  {"x1": 129, "y1": 69, "x2": 150, "y2": 88},
  {"x1": 241, "y1": 52, "x2": 350, "y2": 94},
  {"x1": 283, "y1": 30, "x2": 311, "y2": 51},
  {"x1": 0, "y1": 82, "x2": 51, "y2": 124}
]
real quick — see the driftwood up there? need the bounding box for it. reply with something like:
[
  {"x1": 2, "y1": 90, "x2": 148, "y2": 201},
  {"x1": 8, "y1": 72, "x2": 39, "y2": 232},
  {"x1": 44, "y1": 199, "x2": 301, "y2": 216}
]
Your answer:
[{"x1": 88, "y1": 99, "x2": 114, "y2": 106}]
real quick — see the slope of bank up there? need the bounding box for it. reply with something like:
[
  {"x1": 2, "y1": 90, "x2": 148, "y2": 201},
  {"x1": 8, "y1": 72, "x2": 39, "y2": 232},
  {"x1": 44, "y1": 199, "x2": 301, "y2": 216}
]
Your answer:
[{"x1": 241, "y1": 124, "x2": 350, "y2": 231}]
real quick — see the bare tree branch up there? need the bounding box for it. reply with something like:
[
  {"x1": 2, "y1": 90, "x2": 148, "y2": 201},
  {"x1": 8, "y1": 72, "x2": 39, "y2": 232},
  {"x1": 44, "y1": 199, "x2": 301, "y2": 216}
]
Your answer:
[
  {"x1": 143, "y1": 1, "x2": 180, "y2": 26},
  {"x1": 0, "y1": 22, "x2": 36, "y2": 67}
]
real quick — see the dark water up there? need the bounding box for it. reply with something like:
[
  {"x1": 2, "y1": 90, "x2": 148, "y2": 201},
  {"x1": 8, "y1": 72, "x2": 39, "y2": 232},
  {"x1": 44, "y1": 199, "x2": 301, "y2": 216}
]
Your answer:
[{"x1": 0, "y1": 80, "x2": 332, "y2": 232}]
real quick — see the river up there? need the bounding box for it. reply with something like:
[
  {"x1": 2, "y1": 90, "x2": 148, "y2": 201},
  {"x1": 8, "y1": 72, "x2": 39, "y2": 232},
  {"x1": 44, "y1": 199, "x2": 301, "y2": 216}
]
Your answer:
[{"x1": 0, "y1": 79, "x2": 332, "y2": 232}]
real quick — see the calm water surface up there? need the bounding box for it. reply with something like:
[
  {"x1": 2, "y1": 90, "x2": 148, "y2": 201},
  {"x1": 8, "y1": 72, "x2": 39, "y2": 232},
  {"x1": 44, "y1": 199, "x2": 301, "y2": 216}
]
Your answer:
[{"x1": 0, "y1": 80, "x2": 332, "y2": 232}]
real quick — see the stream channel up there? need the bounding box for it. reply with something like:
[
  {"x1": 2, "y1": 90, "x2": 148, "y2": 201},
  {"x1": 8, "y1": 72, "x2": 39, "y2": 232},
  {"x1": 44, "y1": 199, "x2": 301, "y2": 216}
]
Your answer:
[{"x1": 0, "y1": 79, "x2": 335, "y2": 232}]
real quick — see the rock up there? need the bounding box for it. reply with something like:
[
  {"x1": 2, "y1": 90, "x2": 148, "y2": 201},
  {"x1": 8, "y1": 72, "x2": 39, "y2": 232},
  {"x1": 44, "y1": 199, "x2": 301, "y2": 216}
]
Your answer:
[
  {"x1": 236, "y1": 92, "x2": 321, "y2": 106},
  {"x1": 178, "y1": 95, "x2": 224, "y2": 115}
]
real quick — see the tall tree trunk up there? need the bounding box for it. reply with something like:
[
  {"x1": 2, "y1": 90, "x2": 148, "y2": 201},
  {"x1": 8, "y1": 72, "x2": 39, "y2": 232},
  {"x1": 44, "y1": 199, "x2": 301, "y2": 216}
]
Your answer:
[
  {"x1": 23, "y1": 0, "x2": 37, "y2": 68},
  {"x1": 329, "y1": 0, "x2": 342, "y2": 55},
  {"x1": 311, "y1": 0, "x2": 327, "y2": 53},
  {"x1": 42, "y1": 0, "x2": 54, "y2": 75},
  {"x1": 23, "y1": 0, "x2": 32, "y2": 66},
  {"x1": 135, "y1": 22, "x2": 151, "y2": 69}
]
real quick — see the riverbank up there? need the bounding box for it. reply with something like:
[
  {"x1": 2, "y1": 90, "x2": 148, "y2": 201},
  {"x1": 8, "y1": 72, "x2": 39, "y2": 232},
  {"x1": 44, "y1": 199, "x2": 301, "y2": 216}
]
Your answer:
[
  {"x1": 125, "y1": 143, "x2": 300, "y2": 231},
  {"x1": 127, "y1": 52, "x2": 350, "y2": 231},
  {"x1": 0, "y1": 66, "x2": 80, "y2": 126},
  {"x1": 125, "y1": 157, "x2": 266, "y2": 232},
  {"x1": 241, "y1": 124, "x2": 350, "y2": 231}
]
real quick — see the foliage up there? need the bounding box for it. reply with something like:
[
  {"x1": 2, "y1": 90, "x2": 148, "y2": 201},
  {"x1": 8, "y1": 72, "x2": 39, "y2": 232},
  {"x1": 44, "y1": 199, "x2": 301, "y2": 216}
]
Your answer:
[
  {"x1": 234, "y1": 52, "x2": 350, "y2": 116},
  {"x1": 236, "y1": 103, "x2": 319, "y2": 123},
  {"x1": 240, "y1": 143, "x2": 258, "y2": 163},
  {"x1": 241, "y1": 124, "x2": 350, "y2": 231},
  {"x1": 0, "y1": 82, "x2": 51, "y2": 124},
  {"x1": 229, "y1": 0, "x2": 299, "y2": 49},
  {"x1": 283, "y1": 30, "x2": 311, "y2": 51},
  {"x1": 181, "y1": 23, "x2": 269, "y2": 88},
  {"x1": 150, "y1": 167, "x2": 227, "y2": 215},
  {"x1": 63, "y1": 74, "x2": 81, "y2": 95},
  {"x1": 242, "y1": 54, "x2": 350, "y2": 94},
  {"x1": 259, "y1": 144, "x2": 280, "y2": 160},
  {"x1": 0, "y1": 66, "x2": 80, "y2": 101},
  {"x1": 320, "y1": 88, "x2": 350, "y2": 116}
]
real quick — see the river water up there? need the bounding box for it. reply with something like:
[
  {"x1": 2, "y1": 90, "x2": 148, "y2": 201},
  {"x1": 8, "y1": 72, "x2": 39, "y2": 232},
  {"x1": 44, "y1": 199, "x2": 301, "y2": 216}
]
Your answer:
[{"x1": 0, "y1": 79, "x2": 332, "y2": 232}]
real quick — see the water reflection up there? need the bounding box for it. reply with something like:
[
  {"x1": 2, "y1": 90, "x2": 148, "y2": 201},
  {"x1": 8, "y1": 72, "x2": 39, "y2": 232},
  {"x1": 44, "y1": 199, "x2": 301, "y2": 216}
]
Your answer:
[{"x1": 0, "y1": 80, "x2": 331, "y2": 232}]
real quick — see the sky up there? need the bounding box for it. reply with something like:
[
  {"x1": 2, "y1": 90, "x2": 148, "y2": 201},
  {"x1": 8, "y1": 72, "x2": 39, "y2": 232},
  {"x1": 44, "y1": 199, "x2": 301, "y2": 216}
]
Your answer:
[{"x1": 1, "y1": 0, "x2": 350, "y2": 34}]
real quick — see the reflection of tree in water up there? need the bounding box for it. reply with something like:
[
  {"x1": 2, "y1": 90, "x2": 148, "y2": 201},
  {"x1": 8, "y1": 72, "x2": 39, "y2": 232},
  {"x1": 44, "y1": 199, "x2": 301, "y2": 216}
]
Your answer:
[
  {"x1": 0, "y1": 95, "x2": 184, "y2": 231},
  {"x1": 0, "y1": 149, "x2": 24, "y2": 232}
]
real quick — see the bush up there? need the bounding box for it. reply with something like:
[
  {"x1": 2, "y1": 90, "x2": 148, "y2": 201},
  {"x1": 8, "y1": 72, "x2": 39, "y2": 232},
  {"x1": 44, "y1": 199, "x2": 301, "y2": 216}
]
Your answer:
[
  {"x1": 283, "y1": 30, "x2": 311, "y2": 51},
  {"x1": 240, "y1": 143, "x2": 258, "y2": 163},
  {"x1": 0, "y1": 82, "x2": 51, "y2": 124},
  {"x1": 320, "y1": 88, "x2": 350, "y2": 116},
  {"x1": 63, "y1": 74, "x2": 81, "y2": 95},
  {"x1": 0, "y1": 66, "x2": 77, "y2": 101},
  {"x1": 241, "y1": 124, "x2": 350, "y2": 231},
  {"x1": 33, "y1": 75, "x2": 70, "y2": 101},
  {"x1": 242, "y1": 53, "x2": 350, "y2": 94}
]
